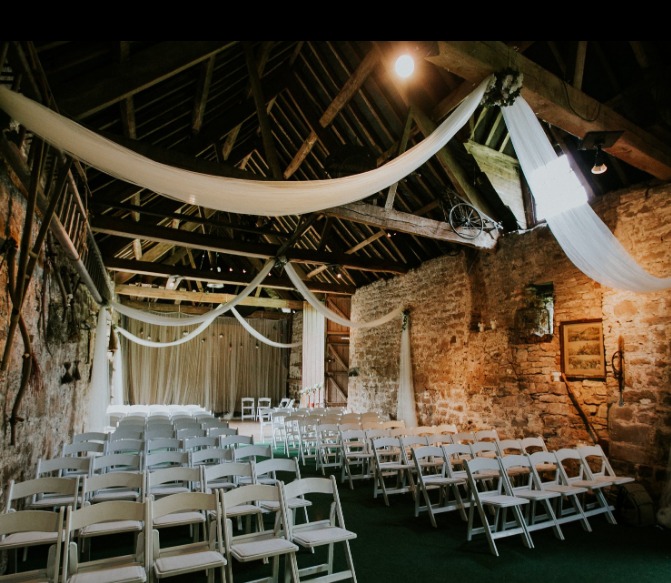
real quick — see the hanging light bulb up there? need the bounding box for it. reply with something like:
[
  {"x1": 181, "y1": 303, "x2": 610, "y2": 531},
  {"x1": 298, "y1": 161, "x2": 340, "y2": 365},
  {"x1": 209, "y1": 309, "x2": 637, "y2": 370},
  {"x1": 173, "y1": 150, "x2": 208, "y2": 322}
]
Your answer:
[
  {"x1": 207, "y1": 251, "x2": 224, "y2": 289},
  {"x1": 394, "y1": 54, "x2": 415, "y2": 78},
  {"x1": 591, "y1": 144, "x2": 608, "y2": 175}
]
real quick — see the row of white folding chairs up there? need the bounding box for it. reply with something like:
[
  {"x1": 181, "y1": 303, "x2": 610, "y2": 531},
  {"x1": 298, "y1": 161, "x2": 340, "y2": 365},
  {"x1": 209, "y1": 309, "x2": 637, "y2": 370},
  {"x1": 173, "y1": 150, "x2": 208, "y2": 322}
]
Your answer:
[{"x1": 2, "y1": 466, "x2": 357, "y2": 583}]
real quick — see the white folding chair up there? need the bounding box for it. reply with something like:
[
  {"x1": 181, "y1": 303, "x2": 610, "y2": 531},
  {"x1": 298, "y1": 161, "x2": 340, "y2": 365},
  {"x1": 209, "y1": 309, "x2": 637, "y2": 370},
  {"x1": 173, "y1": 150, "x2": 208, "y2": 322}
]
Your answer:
[
  {"x1": 371, "y1": 436, "x2": 415, "y2": 506},
  {"x1": 497, "y1": 453, "x2": 565, "y2": 541},
  {"x1": 203, "y1": 461, "x2": 254, "y2": 493},
  {"x1": 527, "y1": 450, "x2": 592, "y2": 532},
  {"x1": 189, "y1": 447, "x2": 232, "y2": 468},
  {"x1": 91, "y1": 453, "x2": 143, "y2": 474},
  {"x1": 77, "y1": 479, "x2": 146, "y2": 558},
  {"x1": 339, "y1": 428, "x2": 374, "y2": 489},
  {"x1": 240, "y1": 397, "x2": 255, "y2": 421},
  {"x1": 61, "y1": 500, "x2": 148, "y2": 583},
  {"x1": 182, "y1": 435, "x2": 219, "y2": 453},
  {"x1": 0, "y1": 507, "x2": 64, "y2": 582},
  {"x1": 281, "y1": 476, "x2": 357, "y2": 582},
  {"x1": 72, "y1": 432, "x2": 108, "y2": 446},
  {"x1": 148, "y1": 491, "x2": 226, "y2": 583},
  {"x1": 82, "y1": 471, "x2": 143, "y2": 504},
  {"x1": 464, "y1": 456, "x2": 534, "y2": 557},
  {"x1": 144, "y1": 451, "x2": 190, "y2": 473},
  {"x1": 577, "y1": 444, "x2": 635, "y2": 487},
  {"x1": 146, "y1": 466, "x2": 204, "y2": 500},
  {"x1": 62, "y1": 441, "x2": 105, "y2": 458},
  {"x1": 253, "y1": 457, "x2": 311, "y2": 524},
  {"x1": 315, "y1": 423, "x2": 342, "y2": 475},
  {"x1": 232, "y1": 444, "x2": 273, "y2": 465},
  {"x1": 554, "y1": 447, "x2": 618, "y2": 524},
  {"x1": 5, "y1": 476, "x2": 81, "y2": 512},
  {"x1": 36, "y1": 456, "x2": 92, "y2": 479},
  {"x1": 412, "y1": 445, "x2": 468, "y2": 527},
  {"x1": 220, "y1": 484, "x2": 300, "y2": 583},
  {"x1": 270, "y1": 411, "x2": 289, "y2": 454},
  {"x1": 297, "y1": 417, "x2": 319, "y2": 468}
]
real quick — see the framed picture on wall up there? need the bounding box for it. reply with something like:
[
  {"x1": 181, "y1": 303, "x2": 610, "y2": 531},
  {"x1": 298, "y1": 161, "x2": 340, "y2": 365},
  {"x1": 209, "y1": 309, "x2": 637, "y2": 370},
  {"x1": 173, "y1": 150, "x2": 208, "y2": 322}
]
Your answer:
[{"x1": 559, "y1": 319, "x2": 606, "y2": 380}]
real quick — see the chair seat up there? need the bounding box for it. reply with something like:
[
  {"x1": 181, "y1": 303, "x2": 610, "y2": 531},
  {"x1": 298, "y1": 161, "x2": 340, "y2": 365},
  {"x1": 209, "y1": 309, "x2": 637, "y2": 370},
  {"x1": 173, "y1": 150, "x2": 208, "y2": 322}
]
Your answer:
[
  {"x1": 69, "y1": 563, "x2": 147, "y2": 583},
  {"x1": 261, "y1": 497, "x2": 312, "y2": 511},
  {"x1": 28, "y1": 495, "x2": 77, "y2": 509},
  {"x1": 225, "y1": 504, "x2": 264, "y2": 518},
  {"x1": 480, "y1": 494, "x2": 530, "y2": 507},
  {"x1": 153, "y1": 511, "x2": 205, "y2": 528},
  {"x1": 422, "y1": 475, "x2": 465, "y2": 487},
  {"x1": 292, "y1": 523, "x2": 357, "y2": 547},
  {"x1": 231, "y1": 535, "x2": 299, "y2": 561},
  {"x1": 91, "y1": 490, "x2": 141, "y2": 503},
  {"x1": 149, "y1": 486, "x2": 191, "y2": 498},
  {"x1": 79, "y1": 519, "x2": 143, "y2": 537},
  {"x1": 154, "y1": 550, "x2": 225, "y2": 577},
  {"x1": 0, "y1": 530, "x2": 58, "y2": 547}
]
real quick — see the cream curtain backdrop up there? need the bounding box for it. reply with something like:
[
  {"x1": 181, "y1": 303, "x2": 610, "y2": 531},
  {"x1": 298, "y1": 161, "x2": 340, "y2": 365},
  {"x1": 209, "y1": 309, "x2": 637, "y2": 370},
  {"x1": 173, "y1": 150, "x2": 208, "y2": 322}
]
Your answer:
[{"x1": 121, "y1": 314, "x2": 288, "y2": 414}]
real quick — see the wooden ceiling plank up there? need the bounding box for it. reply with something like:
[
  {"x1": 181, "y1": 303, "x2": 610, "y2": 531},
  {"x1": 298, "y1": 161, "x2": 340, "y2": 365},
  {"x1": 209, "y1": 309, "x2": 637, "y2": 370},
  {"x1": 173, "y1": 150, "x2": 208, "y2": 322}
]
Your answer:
[
  {"x1": 283, "y1": 48, "x2": 380, "y2": 179},
  {"x1": 53, "y1": 41, "x2": 237, "y2": 119},
  {"x1": 92, "y1": 215, "x2": 407, "y2": 274},
  {"x1": 244, "y1": 42, "x2": 283, "y2": 179},
  {"x1": 191, "y1": 56, "x2": 215, "y2": 134},
  {"x1": 115, "y1": 285, "x2": 303, "y2": 310},
  {"x1": 428, "y1": 41, "x2": 671, "y2": 180}
]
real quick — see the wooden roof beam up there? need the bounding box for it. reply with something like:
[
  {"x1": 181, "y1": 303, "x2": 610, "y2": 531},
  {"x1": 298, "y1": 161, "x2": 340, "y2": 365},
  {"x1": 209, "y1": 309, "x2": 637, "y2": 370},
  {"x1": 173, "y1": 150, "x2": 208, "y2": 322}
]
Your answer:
[{"x1": 428, "y1": 41, "x2": 671, "y2": 180}]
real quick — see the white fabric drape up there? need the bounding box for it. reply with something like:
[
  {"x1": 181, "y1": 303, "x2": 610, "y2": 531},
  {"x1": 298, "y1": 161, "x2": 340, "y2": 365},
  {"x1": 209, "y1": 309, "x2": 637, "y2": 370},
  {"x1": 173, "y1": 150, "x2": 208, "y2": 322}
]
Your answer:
[
  {"x1": 284, "y1": 261, "x2": 403, "y2": 328},
  {"x1": 301, "y1": 303, "x2": 325, "y2": 407},
  {"x1": 397, "y1": 311, "x2": 417, "y2": 428},
  {"x1": 502, "y1": 97, "x2": 671, "y2": 292},
  {"x1": 0, "y1": 80, "x2": 489, "y2": 216},
  {"x1": 87, "y1": 306, "x2": 111, "y2": 431},
  {"x1": 111, "y1": 341, "x2": 124, "y2": 406},
  {"x1": 230, "y1": 307, "x2": 301, "y2": 348}
]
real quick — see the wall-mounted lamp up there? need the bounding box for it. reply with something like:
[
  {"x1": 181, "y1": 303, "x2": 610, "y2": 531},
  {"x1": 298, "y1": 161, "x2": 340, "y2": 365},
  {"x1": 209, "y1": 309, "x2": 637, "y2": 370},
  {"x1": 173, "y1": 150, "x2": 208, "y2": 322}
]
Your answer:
[
  {"x1": 591, "y1": 144, "x2": 607, "y2": 175},
  {"x1": 580, "y1": 130, "x2": 624, "y2": 175}
]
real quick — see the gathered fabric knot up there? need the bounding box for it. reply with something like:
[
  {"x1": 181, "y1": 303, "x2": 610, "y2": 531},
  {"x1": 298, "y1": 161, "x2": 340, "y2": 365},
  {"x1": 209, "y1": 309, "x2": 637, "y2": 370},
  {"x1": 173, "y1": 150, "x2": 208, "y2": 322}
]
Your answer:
[{"x1": 481, "y1": 68, "x2": 524, "y2": 107}]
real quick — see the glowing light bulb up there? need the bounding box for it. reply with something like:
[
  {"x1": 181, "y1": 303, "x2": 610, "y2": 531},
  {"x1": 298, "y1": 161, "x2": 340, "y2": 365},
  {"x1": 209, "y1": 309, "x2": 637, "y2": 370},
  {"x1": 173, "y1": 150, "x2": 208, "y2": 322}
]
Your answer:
[{"x1": 395, "y1": 54, "x2": 415, "y2": 79}]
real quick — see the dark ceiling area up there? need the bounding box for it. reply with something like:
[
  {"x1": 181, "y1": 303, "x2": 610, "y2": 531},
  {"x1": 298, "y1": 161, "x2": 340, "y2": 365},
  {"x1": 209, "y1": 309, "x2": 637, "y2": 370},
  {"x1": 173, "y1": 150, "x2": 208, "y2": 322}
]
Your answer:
[{"x1": 2, "y1": 41, "x2": 670, "y2": 317}]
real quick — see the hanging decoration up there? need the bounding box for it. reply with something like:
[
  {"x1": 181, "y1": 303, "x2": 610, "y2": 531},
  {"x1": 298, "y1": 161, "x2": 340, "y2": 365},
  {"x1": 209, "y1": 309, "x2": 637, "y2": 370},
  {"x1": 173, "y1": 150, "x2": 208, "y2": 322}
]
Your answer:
[
  {"x1": 230, "y1": 307, "x2": 300, "y2": 348},
  {"x1": 283, "y1": 259, "x2": 403, "y2": 328}
]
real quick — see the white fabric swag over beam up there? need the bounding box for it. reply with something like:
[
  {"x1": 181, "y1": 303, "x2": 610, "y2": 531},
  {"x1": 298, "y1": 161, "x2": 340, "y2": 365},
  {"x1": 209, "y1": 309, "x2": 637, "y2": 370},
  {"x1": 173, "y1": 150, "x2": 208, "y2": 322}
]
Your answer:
[{"x1": 1, "y1": 77, "x2": 669, "y2": 292}]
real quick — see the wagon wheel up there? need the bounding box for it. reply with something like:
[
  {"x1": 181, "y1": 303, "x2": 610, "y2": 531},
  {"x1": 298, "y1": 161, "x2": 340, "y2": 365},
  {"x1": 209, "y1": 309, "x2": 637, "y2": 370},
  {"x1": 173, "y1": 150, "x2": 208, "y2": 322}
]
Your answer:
[{"x1": 449, "y1": 203, "x2": 484, "y2": 239}]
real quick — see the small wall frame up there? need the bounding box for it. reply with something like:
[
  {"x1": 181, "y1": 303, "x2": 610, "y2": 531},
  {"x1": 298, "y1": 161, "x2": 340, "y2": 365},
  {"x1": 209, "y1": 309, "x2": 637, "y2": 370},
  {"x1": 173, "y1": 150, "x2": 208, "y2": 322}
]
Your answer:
[{"x1": 559, "y1": 319, "x2": 606, "y2": 380}]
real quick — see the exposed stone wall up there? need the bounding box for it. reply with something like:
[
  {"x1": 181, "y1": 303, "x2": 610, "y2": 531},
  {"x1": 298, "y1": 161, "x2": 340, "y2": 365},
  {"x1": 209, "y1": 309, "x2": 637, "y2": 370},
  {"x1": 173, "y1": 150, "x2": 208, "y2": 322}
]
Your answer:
[
  {"x1": 349, "y1": 182, "x2": 671, "y2": 502},
  {"x1": 0, "y1": 171, "x2": 99, "y2": 501}
]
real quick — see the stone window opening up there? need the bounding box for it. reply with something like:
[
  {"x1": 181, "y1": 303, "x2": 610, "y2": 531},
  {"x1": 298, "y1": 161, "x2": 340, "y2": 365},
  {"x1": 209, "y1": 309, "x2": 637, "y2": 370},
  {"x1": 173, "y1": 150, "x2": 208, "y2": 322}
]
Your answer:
[{"x1": 513, "y1": 283, "x2": 554, "y2": 343}]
